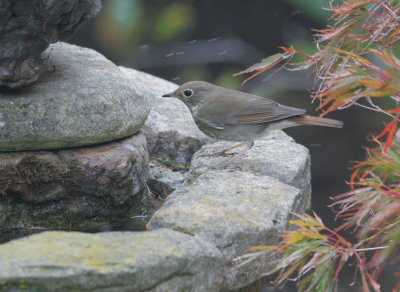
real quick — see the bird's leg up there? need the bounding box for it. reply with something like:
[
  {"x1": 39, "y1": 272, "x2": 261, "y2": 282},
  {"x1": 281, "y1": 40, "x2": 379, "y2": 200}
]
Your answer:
[
  {"x1": 218, "y1": 141, "x2": 254, "y2": 169},
  {"x1": 201, "y1": 142, "x2": 246, "y2": 157}
]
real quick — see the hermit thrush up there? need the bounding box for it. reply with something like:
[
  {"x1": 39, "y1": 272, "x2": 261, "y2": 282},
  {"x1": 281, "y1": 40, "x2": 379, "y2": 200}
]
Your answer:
[{"x1": 163, "y1": 81, "x2": 343, "y2": 165}]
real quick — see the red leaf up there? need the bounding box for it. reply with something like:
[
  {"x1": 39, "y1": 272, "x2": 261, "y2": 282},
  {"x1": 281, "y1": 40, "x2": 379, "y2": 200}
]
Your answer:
[
  {"x1": 366, "y1": 271, "x2": 381, "y2": 292},
  {"x1": 387, "y1": 108, "x2": 400, "y2": 114},
  {"x1": 383, "y1": 120, "x2": 397, "y2": 152},
  {"x1": 393, "y1": 281, "x2": 400, "y2": 292},
  {"x1": 376, "y1": 119, "x2": 396, "y2": 139}
]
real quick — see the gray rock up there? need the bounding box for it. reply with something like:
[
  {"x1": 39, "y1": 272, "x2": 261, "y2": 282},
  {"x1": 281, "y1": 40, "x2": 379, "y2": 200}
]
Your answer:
[
  {"x1": 0, "y1": 133, "x2": 150, "y2": 233},
  {"x1": 0, "y1": 0, "x2": 102, "y2": 88},
  {"x1": 0, "y1": 42, "x2": 149, "y2": 151},
  {"x1": 188, "y1": 132, "x2": 311, "y2": 199},
  {"x1": 148, "y1": 160, "x2": 186, "y2": 195},
  {"x1": 149, "y1": 170, "x2": 309, "y2": 290},
  {"x1": 261, "y1": 129, "x2": 295, "y2": 142},
  {"x1": 120, "y1": 67, "x2": 211, "y2": 168},
  {"x1": 0, "y1": 229, "x2": 225, "y2": 291}
]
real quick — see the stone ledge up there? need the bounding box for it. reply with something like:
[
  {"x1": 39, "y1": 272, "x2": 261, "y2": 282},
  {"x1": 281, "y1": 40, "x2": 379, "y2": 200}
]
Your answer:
[
  {"x1": 0, "y1": 229, "x2": 225, "y2": 291},
  {"x1": 188, "y1": 132, "x2": 311, "y2": 196},
  {"x1": 148, "y1": 169, "x2": 308, "y2": 290}
]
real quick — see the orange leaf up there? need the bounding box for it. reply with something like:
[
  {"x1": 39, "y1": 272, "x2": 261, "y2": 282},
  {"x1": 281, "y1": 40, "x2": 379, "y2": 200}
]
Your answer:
[
  {"x1": 240, "y1": 68, "x2": 270, "y2": 85},
  {"x1": 357, "y1": 78, "x2": 385, "y2": 89},
  {"x1": 278, "y1": 46, "x2": 294, "y2": 53},
  {"x1": 388, "y1": 26, "x2": 400, "y2": 39},
  {"x1": 387, "y1": 108, "x2": 400, "y2": 114},
  {"x1": 350, "y1": 169, "x2": 361, "y2": 190}
]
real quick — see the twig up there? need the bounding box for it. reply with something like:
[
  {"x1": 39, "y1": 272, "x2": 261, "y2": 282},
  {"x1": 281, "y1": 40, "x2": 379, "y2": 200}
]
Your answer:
[
  {"x1": 356, "y1": 245, "x2": 388, "y2": 252},
  {"x1": 376, "y1": 0, "x2": 400, "y2": 23}
]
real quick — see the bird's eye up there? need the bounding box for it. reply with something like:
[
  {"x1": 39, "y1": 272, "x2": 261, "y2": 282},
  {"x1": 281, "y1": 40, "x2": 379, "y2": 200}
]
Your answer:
[{"x1": 183, "y1": 89, "x2": 193, "y2": 97}]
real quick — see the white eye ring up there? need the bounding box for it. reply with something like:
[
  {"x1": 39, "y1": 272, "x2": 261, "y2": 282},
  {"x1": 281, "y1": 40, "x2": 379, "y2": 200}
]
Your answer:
[{"x1": 183, "y1": 89, "x2": 193, "y2": 97}]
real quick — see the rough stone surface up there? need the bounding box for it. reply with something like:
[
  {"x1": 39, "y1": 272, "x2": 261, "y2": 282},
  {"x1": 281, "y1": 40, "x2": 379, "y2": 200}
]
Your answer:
[
  {"x1": 0, "y1": 133, "x2": 149, "y2": 232},
  {"x1": 0, "y1": 229, "x2": 225, "y2": 291},
  {"x1": 188, "y1": 130, "x2": 311, "y2": 199},
  {"x1": 149, "y1": 170, "x2": 309, "y2": 290},
  {"x1": 148, "y1": 160, "x2": 186, "y2": 195},
  {"x1": 0, "y1": 0, "x2": 102, "y2": 88},
  {"x1": 0, "y1": 42, "x2": 149, "y2": 151},
  {"x1": 120, "y1": 67, "x2": 211, "y2": 168}
]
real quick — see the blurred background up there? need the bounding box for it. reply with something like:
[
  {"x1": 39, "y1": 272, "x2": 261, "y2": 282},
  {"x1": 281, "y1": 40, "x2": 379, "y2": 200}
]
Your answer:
[{"x1": 69, "y1": 1, "x2": 391, "y2": 290}]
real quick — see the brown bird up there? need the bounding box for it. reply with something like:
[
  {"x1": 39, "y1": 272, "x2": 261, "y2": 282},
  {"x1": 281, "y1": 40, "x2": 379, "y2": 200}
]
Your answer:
[{"x1": 163, "y1": 81, "x2": 343, "y2": 166}]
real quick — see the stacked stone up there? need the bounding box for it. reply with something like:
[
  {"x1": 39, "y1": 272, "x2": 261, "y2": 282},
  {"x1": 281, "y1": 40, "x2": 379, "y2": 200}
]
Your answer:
[
  {"x1": 0, "y1": 3, "x2": 314, "y2": 287},
  {"x1": 0, "y1": 0, "x2": 102, "y2": 88},
  {"x1": 0, "y1": 42, "x2": 150, "y2": 233},
  {"x1": 0, "y1": 63, "x2": 313, "y2": 291}
]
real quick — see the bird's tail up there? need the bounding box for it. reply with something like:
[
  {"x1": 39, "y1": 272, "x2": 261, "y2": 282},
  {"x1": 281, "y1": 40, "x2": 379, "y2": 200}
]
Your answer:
[{"x1": 292, "y1": 115, "x2": 343, "y2": 128}]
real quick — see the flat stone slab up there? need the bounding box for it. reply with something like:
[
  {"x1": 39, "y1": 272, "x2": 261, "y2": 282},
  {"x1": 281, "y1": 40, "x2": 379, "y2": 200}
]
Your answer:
[
  {"x1": 149, "y1": 170, "x2": 309, "y2": 290},
  {"x1": 0, "y1": 42, "x2": 149, "y2": 151},
  {"x1": 188, "y1": 131, "x2": 311, "y2": 197},
  {"x1": 0, "y1": 133, "x2": 149, "y2": 233},
  {"x1": 0, "y1": 229, "x2": 225, "y2": 291},
  {"x1": 120, "y1": 67, "x2": 211, "y2": 168}
]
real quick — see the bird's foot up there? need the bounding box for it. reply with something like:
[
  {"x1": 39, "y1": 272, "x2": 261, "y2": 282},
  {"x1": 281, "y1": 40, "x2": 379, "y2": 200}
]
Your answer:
[
  {"x1": 215, "y1": 141, "x2": 254, "y2": 170},
  {"x1": 199, "y1": 142, "x2": 246, "y2": 157},
  {"x1": 200, "y1": 149, "x2": 237, "y2": 157}
]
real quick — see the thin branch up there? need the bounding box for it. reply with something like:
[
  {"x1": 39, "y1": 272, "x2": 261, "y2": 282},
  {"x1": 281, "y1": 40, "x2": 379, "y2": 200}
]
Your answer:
[
  {"x1": 356, "y1": 246, "x2": 389, "y2": 252},
  {"x1": 376, "y1": 0, "x2": 400, "y2": 22},
  {"x1": 354, "y1": 99, "x2": 400, "y2": 121}
]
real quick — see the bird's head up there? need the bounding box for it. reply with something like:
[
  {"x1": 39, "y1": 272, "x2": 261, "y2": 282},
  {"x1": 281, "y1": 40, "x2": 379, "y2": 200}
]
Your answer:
[{"x1": 162, "y1": 81, "x2": 213, "y2": 110}]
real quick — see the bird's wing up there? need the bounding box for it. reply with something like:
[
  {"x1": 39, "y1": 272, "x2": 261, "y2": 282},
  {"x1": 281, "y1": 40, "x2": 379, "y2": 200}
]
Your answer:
[
  {"x1": 195, "y1": 90, "x2": 305, "y2": 129},
  {"x1": 195, "y1": 117, "x2": 225, "y2": 129},
  {"x1": 235, "y1": 97, "x2": 306, "y2": 124}
]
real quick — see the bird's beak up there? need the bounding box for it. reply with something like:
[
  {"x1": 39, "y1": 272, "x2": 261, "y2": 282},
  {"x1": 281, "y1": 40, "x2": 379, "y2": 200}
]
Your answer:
[{"x1": 162, "y1": 92, "x2": 175, "y2": 98}]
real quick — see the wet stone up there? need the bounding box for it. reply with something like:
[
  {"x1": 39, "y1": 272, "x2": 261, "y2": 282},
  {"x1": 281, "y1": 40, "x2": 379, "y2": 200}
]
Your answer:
[{"x1": 0, "y1": 133, "x2": 150, "y2": 233}]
